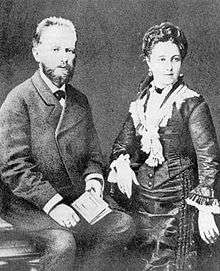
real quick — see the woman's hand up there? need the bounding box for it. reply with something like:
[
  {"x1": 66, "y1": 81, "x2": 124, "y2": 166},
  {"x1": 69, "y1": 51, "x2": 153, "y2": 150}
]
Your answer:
[
  {"x1": 198, "y1": 211, "x2": 219, "y2": 244},
  {"x1": 108, "y1": 154, "x2": 139, "y2": 198},
  {"x1": 108, "y1": 165, "x2": 139, "y2": 198},
  {"x1": 113, "y1": 162, "x2": 139, "y2": 198}
]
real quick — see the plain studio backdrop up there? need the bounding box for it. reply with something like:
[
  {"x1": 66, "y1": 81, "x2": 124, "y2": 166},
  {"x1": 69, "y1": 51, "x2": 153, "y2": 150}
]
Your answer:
[{"x1": 0, "y1": 0, "x2": 219, "y2": 161}]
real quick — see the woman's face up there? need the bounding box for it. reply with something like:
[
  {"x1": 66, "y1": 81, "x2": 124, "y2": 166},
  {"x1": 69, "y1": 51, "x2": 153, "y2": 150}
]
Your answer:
[{"x1": 146, "y1": 40, "x2": 182, "y2": 88}]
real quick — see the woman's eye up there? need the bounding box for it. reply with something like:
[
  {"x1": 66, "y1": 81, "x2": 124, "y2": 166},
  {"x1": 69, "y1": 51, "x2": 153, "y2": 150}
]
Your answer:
[
  {"x1": 66, "y1": 49, "x2": 75, "y2": 54},
  {"x1": 173, "y1": 57, "x2": 181, "y2": 62},
  {"x1": 53, "y1": 48, "x2": 59, "y2": 52}
]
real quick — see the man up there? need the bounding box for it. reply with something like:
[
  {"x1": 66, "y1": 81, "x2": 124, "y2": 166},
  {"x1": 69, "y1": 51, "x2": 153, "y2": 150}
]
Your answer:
[{"x1": 0, "y1": 17, "x2": 134, "y2": 271}]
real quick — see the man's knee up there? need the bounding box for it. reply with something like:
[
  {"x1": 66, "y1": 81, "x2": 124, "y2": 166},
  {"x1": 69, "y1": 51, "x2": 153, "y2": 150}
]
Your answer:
[{"x1": 42, "y1": 229, "x2": 76, "y2": 255}]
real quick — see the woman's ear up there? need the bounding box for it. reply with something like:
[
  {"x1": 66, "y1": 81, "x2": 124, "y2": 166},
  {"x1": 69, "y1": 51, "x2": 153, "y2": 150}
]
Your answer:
[
  {"x1": 145, "y1": 57, "x2": 153, "y2": 77},
  {"x1": 145, "y1": 56, "x2": 151, "y2": 68}
]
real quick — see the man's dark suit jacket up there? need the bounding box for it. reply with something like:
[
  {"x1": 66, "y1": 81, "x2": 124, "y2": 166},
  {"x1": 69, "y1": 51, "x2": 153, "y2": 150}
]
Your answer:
[{"x1": 0, "y1": 70, "x2": 104, "y2": 209}]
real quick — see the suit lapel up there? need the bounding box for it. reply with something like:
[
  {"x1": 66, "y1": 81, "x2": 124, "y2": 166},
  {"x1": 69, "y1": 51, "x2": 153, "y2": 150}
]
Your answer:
[
  {"x1": 31, "y1": 70, "x2": 62, "y2": 128},
  {"x1": 55, "y1": 85, "x2": 87, "y2": 136},
  {"x1": 31, "y1": 70, "x2": 87, "y2": 136}
]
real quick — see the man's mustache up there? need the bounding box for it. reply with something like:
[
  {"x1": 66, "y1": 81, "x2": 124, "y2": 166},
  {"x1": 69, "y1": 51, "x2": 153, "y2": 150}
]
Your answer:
[
  {"x1": 57, "y1": 64, "x2": 72, "y2": 70},
  {"x1": 58, "y1": 59, "x2": 76, "y2": 70}
]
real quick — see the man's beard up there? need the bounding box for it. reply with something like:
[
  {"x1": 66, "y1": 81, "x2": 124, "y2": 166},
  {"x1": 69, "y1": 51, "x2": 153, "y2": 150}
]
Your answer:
[{"x1": 41, "y1": 60, "x2": 75, "y2": 87}]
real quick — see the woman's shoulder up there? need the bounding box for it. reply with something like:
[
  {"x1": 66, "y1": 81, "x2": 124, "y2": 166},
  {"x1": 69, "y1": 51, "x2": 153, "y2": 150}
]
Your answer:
[
  {"x1": 178, "y1": 86, "x2": 206, "y2": 118},
  {"x1": 179, "y1": 86, "x2": 203, "y2": 102}
]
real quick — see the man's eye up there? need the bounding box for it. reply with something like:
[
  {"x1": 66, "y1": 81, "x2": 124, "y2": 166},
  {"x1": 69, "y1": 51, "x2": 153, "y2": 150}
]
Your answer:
[
  {"x1": 159, "y1": 58, "x2": 166, "y2": 62},
  {"x1": 53, "y1": 48, "x2": 59, "y2": 52}
]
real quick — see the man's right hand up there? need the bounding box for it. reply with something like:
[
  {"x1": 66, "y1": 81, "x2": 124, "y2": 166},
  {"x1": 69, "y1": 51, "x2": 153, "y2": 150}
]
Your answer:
[{"x1": 49, "y1": 203, "x2": 80, "y2": 228}]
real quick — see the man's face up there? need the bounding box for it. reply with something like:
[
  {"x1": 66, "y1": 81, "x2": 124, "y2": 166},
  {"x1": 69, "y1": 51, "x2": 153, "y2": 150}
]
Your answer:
[{"x1": 33, "y1": 25, "x2": 77, "y2": 87}]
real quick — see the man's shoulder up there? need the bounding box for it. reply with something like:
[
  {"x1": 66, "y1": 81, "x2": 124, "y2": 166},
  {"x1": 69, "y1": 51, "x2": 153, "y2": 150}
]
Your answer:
[
  {"x1": 66, "y1": 84, "x2": 89, "y2": 107},
  {"x1": 6, "y1": 75, "x2": 35, "y2": 101},
  {"x1": 1, "y1": 77, "x2": 35, "y2": 111}
]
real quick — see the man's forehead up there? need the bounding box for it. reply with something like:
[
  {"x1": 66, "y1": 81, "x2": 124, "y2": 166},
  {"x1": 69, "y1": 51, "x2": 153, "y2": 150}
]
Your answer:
[{"x1": 40, "y1": 25, "x2": 77, "y2": 45}]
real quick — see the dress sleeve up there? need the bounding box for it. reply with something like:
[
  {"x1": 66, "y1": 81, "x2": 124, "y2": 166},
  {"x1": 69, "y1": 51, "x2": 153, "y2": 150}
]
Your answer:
[
  {"x1": 186, "y1": 100, "x2": 220, "y2": 213},
  {"x1": 110, "y1": 113, "x2": 138, "y2": 162},
  {"x1": 108, "y1": 113, "x2": 138, "y2": 184}
]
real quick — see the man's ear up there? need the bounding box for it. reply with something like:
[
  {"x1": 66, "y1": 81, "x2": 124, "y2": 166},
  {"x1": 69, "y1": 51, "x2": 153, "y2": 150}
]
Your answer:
[{"x1": 32, "y1": 47, "x2": 40, "y2": 62}]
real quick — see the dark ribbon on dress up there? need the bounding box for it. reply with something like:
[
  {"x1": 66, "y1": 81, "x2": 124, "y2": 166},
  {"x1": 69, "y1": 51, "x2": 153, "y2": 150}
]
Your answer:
[{"x1": 143, "y1": 75, "x2": 184, "y2": 112}]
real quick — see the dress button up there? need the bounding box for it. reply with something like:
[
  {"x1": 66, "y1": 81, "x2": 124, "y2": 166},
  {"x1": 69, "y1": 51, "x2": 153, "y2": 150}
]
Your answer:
[
  {"x1": 148, "y1": 181, "x2": 153, "y2": 187},
  {"x1": 148, "y1": 173, "x2": 153, "y2": 178}
]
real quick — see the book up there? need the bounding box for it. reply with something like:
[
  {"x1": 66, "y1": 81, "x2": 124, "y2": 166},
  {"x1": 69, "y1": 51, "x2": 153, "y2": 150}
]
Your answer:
[{"x1": 71, "y1": 191, "x2": 112, "y2": 225}]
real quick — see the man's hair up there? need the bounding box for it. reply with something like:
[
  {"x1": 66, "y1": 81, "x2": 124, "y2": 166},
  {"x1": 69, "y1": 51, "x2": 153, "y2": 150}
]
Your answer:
[
  {"x1": 142, "y1": 22, "x2": 188, "y2": 60},
  {"x1": 32, "y1": 16, "x2": 76, "y2": 47}
]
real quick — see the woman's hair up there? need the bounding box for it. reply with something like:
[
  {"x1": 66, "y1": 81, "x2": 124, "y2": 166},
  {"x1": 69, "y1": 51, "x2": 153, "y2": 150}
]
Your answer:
[{"x1": 142, "y1": 22, "x2": 188, "y2": 60}]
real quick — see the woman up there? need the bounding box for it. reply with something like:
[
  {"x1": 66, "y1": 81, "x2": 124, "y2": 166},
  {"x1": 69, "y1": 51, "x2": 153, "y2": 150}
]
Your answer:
[{"x1": 108, "y1": 22, "x2": 220, "y2": 270}]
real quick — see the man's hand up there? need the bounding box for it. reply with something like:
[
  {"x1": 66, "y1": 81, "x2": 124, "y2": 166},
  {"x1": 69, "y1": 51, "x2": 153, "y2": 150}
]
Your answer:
[
  {"x1": 85, "y1": 179, "x2": 102, "y2": 197},
  {"x1": 198, "y1": 211, "x2": 219, "y2": 244},
  {"x1": 49, "y1": 203, "x2": 80, "y2": 228}
]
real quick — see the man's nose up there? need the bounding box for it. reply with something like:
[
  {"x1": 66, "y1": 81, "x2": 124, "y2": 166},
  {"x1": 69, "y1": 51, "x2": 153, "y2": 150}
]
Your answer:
[{"x1": 60, "y1": 52, "x2": 69, "y2": 63}]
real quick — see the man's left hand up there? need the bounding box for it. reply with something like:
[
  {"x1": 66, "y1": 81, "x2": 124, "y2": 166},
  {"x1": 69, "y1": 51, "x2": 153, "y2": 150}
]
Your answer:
[{"x1": 85, "y1": 179, "x2": 103, "y2": 197}]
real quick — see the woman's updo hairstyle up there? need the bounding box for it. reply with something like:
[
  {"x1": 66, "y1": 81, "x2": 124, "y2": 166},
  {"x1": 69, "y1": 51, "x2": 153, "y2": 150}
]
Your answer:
[{"x1": 142, "y1": 22, "x2": 188, "y2": 60}]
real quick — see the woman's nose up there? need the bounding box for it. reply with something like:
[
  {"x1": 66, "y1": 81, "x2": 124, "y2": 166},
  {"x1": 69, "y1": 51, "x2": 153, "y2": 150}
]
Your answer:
[{"x1": 165, "y1": 60, "x2": 173, "y2": 71}]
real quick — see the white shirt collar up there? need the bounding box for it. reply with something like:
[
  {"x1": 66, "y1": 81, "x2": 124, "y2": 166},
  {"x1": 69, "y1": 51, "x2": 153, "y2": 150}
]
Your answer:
[{"x1": 39, "y1": 65, "x2": 65, "y2": 93}]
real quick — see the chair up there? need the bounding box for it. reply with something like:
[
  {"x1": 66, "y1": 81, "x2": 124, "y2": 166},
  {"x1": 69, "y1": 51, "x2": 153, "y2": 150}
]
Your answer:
[{"x1": 0, "y1": 217, "x2": 40, "y2": 271}]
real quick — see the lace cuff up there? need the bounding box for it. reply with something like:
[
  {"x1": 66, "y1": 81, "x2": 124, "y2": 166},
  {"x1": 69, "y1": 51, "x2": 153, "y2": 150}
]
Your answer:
[
  {"x1": 186, "y1": 185, "x2": 220, "y2": 214},
  {"x1": 108, "y1": 154, "x2": 130, "y2": 183}
]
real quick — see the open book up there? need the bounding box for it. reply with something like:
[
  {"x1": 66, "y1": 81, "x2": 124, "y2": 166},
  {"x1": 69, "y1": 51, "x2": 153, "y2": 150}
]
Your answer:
[{"x1": 71, "y1": 191, "x2": 112, "y2": 225}]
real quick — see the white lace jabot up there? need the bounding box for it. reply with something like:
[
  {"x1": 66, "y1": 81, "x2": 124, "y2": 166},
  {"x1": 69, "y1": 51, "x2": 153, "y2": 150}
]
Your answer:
[{"x1": 129, "y1": 82, "x2": 200, "y2": 167}]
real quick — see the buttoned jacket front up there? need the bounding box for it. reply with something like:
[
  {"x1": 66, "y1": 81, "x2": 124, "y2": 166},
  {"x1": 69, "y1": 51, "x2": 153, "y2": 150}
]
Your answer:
[{"x1": 0, "y1": 70, "x2": 104, "y2": 209}]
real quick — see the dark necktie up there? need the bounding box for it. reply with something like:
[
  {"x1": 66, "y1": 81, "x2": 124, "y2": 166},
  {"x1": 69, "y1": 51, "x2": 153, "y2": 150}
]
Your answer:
[
  {"x1": 155, "y1": 87, "x2": 163, "y2": 94},
  {"x1": 54, "y1": 90, "x2": 66, "y2": 101}
]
